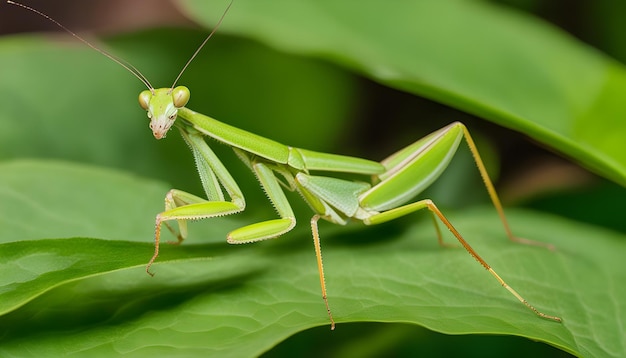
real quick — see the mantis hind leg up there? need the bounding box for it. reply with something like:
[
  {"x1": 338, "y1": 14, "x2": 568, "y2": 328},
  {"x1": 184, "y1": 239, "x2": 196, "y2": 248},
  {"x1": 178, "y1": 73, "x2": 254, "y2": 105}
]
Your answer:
[
  {"x1": 364, "y1": 199, "x2": 562, "y2": 322},
  {"x1": 459, "y1": 124, "x2": 555, "y2": 250}
]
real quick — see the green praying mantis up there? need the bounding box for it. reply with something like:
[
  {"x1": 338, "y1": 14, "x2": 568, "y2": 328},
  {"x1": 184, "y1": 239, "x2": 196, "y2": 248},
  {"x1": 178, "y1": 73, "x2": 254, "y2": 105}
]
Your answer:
[{"x1": 10, "y1": 1, "x2": 562, "y2": 330}]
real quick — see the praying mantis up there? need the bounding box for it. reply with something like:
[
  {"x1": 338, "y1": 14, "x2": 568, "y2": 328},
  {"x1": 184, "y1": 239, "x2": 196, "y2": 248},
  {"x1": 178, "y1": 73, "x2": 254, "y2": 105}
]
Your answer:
[{"x1": 9, "y1": 1, "x2": 562, "y2": 330}]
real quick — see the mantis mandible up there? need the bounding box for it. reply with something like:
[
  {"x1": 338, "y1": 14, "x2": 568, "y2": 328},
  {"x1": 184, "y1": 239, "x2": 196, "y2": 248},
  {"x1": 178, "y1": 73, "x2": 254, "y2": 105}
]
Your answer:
[{"x1": 10, "y1": 0, "x2": 562, "y2": 330}]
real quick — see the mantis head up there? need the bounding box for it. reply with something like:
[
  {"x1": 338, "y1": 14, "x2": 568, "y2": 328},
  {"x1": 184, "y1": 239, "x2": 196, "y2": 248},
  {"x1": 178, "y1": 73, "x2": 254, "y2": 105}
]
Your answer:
[{"x1": 139, "y1": 86, "x2": 190, "y2": 139}]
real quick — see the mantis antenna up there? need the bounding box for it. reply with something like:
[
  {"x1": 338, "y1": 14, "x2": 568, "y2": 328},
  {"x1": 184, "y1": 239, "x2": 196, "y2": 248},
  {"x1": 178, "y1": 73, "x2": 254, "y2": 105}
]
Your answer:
[
  {"x1": 6, "y1": 0, "x2": 153, "y2": 90},
  {"x1": 6, "y1": 0, "x2": 234, "y2": 94},
  {"x1": 170, "y1": 0, "x2": 233, "y2": 90}
]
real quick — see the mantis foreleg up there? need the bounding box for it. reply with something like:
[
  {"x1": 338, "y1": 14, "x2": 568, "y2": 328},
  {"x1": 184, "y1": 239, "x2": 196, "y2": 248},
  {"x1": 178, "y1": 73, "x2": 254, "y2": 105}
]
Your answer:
[
  {"x1": 146, "y1": 128, "x2": 245, "y2": 275},
  {"x1": 226, "y1": 159, "x2": 296, "y2": 243}
]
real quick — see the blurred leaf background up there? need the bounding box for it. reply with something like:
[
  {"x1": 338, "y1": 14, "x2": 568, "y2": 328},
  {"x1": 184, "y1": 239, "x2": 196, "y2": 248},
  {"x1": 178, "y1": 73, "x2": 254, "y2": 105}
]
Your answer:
[{"x1": 0, "y1": 0, "x2": 625, "y2": 357}]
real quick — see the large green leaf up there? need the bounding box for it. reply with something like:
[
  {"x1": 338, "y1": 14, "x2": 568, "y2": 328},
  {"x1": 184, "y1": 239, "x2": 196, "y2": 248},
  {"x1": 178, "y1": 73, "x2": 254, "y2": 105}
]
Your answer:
[
  {"x1": 0, "y1": 160, "x2": 623, "y2": 357},
  {"x1": 180, "y1": 0, "x2": 626, "y2": 186}
]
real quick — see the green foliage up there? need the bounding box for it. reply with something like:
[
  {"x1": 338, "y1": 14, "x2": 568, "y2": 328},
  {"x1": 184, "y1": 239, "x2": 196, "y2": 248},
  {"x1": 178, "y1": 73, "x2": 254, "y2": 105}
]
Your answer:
[
  {"x1": 0, "y1": 161, "x2": 624, "y2": 357},
  {"x1": 1, "y1": 0, "x2": 625, "y2": 357}
]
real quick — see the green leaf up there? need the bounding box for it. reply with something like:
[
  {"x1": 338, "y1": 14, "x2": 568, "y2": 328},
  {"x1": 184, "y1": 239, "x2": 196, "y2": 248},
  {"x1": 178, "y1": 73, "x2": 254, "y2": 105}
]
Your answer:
[
  {"x1": 0, "y1": 160, "x2": 624, "y2": 357},
  {"x1": 180, "y1": 0, "x2": 626, "y2": 186},
  {"x1": 0, "y1": 160, "x2": 162, "y2": 243}
]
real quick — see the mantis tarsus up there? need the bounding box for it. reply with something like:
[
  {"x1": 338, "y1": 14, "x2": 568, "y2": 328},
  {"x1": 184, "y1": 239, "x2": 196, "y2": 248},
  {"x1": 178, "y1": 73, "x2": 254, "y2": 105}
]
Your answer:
[{"x1": 10, "y1": 0, "x2": 562, "y2": 330}]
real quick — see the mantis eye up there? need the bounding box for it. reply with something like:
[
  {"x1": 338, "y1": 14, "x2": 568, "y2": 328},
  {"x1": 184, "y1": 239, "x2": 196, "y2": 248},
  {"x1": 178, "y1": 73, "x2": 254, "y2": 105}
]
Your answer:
[
  {"x1": 171, "y1": 86, "x2": 190, "y2": 108},
  {"x1": 139, "y1": 90, "x2": 152, "y2": 110}
]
